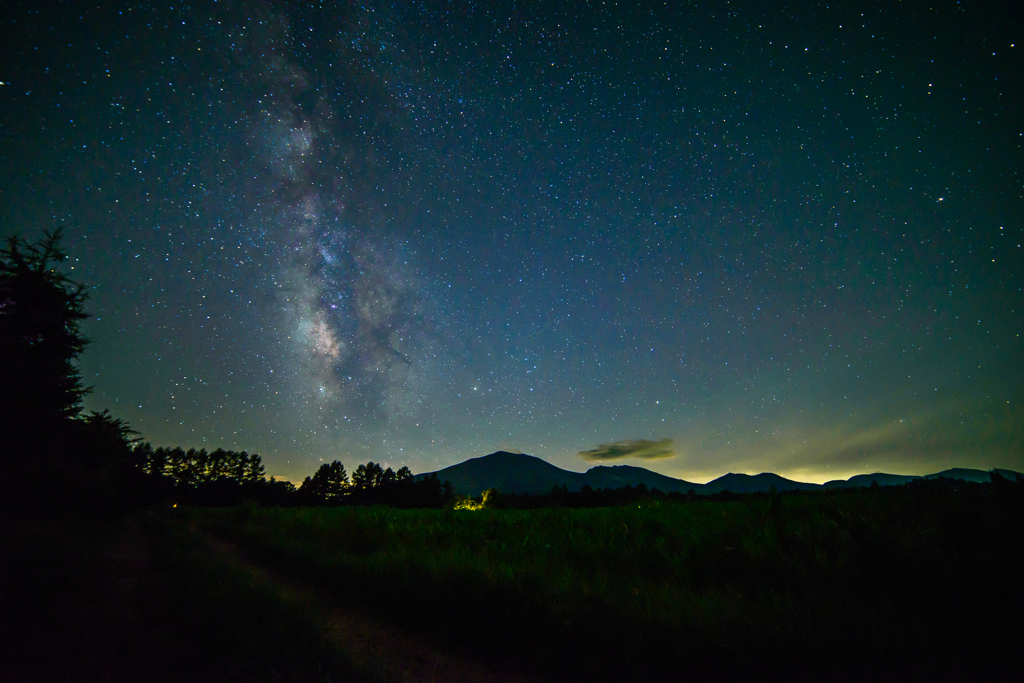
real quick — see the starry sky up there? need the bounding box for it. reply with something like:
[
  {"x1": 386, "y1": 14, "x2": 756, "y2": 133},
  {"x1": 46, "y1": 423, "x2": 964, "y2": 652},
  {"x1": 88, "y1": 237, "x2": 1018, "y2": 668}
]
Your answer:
[{"x1": 2, "y1": 0, "x2": 1021, "y2": 484}]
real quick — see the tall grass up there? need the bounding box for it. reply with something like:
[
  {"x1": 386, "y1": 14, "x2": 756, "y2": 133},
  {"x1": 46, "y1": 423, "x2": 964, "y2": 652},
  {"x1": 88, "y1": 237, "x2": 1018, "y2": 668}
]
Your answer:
[{"x1": 192, "y1": 482, "x2": 1024, "y2": 681}]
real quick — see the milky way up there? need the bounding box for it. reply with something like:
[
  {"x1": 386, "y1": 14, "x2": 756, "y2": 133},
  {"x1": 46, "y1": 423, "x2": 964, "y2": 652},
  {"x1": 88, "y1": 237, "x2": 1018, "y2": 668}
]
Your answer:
[{"x1": 246, "y1": 6, "x2": 437, "y2": 435}]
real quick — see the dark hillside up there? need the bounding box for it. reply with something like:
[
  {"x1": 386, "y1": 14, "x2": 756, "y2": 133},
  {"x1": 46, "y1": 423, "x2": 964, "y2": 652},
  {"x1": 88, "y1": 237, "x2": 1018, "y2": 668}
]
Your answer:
[
  {"x1": 419, "y1": 451, "x2": 587, "y2": 496},
  {"x1": 678, "y1": 471, "x2": 816, "y2": 494},
  {"x1": 824, "y1": 473, "x2": 919, "y2": 488},
  {"x1": 926, "y1": 468, "x2": 1018, "y2": 483},
  {"x1": 582, "y1": 464, "x2": 700, "y2": 493}
]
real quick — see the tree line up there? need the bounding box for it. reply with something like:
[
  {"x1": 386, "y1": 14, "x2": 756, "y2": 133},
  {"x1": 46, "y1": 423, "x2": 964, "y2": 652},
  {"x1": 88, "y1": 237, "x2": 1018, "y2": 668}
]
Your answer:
[
  {"x1": 130, "y1": 444, "x2": 453, "y2": 508},
  {"x1": 1, "y1": 230, "x2": 451, "y2": 512}
]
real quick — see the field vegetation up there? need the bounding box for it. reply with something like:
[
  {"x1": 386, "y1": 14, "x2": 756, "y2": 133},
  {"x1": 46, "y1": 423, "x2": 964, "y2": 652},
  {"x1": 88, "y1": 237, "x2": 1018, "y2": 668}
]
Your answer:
[
  {"x1": 188, "y1": 477, "x2": 1024, "y2": 682},
  {"x1": 5, "y1": 477, "x2": 1022, "y2": 681}
]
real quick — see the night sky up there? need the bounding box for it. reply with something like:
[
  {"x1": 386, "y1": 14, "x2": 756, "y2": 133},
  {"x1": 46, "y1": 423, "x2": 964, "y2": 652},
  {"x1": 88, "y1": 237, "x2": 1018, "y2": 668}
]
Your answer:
[{"x1": 2, "y1": 1, "x2": 1021, "y2": 484}]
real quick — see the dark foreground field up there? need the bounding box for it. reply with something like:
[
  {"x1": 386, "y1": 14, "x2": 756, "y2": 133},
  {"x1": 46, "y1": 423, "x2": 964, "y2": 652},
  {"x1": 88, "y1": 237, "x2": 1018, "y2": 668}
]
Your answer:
[{"x1": 3, "y1": 479, "x2": 1023, "y2": 682}]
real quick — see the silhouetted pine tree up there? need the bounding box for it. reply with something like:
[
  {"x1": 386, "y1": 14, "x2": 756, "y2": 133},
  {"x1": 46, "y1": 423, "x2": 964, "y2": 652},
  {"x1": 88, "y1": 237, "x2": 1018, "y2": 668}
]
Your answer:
[
  {"x1": 299, "y1": 460, "x2": 350, "y2": 503},
  {"x1": 0, "y1": 230, "x2": 89, "y2": 461}
]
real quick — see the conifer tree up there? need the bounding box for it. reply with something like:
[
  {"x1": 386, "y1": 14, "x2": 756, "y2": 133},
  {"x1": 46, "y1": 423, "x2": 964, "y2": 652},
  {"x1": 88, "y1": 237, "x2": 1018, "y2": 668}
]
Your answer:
[{"x1": 0, "y1": 229, "x2": 89, "y2": 459}]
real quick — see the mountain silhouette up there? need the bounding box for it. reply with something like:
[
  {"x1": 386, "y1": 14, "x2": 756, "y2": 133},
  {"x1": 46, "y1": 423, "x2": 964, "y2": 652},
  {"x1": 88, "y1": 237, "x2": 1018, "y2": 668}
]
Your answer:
[
  {"x1": 583, "y1": 464, "x2": 700, "y2": 493},
  {"x1": 417, "y1": 451, "x2": 1022, "y2": 497},
  {"x1": 823, "y1": 473, "x2": 919, "y2": 489},
  {"x1": 702, "y1": 472, "x2": 819, "y2": 494},
  {"x1": 423, "y1": 451, "x2": 588, "y2": 495},
  {"x1": 925, "y1": 467, "x2": 1021, "y2": 483}
]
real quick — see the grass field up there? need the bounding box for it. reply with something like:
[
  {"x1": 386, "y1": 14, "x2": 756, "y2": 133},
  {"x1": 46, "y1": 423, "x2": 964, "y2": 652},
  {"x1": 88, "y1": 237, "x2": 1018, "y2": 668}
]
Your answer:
[
  {"x1": 3, "y1": 480, "x2": 1022, "y2": 682},
  {"x1": 190, "y1": 480, "x2": 1024, "y2": 682}
]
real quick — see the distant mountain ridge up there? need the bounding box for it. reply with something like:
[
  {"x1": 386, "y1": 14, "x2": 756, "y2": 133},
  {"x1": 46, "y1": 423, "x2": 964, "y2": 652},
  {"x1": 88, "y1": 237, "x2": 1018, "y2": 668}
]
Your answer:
[{"x1": 416, "y1": 451, "x2": 1022, "y2": 496}]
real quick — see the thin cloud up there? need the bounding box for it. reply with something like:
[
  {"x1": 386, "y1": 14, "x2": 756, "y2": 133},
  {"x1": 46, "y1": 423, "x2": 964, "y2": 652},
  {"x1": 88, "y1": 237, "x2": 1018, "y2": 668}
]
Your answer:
[{"x1": 579, "y1": 438, "x2": 676, "y2": 462}]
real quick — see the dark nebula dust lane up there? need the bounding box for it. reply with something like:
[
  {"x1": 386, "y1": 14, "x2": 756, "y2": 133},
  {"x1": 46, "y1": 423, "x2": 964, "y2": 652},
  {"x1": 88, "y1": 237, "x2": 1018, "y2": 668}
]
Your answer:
[{"x1": 1, "y1": 0, "x2": 1021, "y2": 482}]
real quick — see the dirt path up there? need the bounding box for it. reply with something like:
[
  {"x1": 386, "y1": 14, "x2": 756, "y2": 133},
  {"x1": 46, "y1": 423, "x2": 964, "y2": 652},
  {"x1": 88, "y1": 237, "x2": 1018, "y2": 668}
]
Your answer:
[{"x1": 202, "y1": 535, "x2": 552, "y2": 683}]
